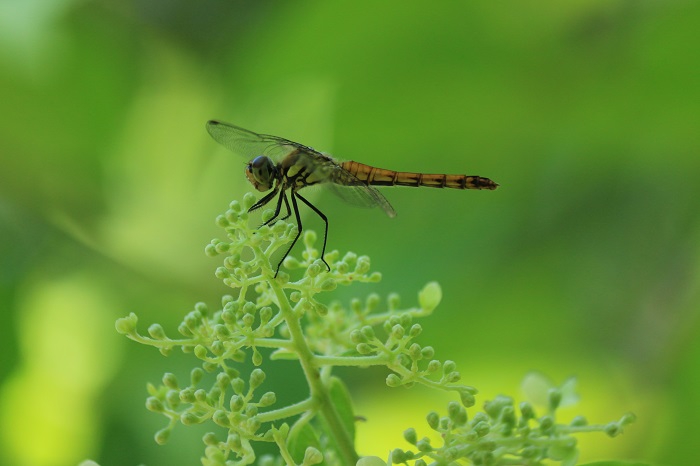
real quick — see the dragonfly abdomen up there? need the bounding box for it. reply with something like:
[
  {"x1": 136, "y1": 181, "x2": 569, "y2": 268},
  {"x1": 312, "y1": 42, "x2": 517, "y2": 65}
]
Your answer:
[{"x1": 341, "y1": 161, "x2": 498, "y2": 190}]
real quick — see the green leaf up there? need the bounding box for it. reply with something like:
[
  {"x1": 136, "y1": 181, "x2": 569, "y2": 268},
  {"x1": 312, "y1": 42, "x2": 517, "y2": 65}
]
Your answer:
[
  {"x1": 287, "y1": 418, "x2": 322, "y2": 465},
  {"x1": 356, "y1": 457, "x2": 387, "y2": 466},
  {"x1": 328, "y1": 376, "x2": 356, "y2": 442}
]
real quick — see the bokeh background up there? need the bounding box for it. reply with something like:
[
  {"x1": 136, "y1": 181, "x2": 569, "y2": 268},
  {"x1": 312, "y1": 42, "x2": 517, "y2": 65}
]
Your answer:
[{"x1": 1, "y1": 1, "x2": 698, "y2": 465}]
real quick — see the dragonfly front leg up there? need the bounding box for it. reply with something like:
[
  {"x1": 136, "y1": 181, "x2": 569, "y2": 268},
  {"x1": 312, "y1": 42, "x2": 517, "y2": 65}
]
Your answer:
[
  {"x1": 261, "y1": 190, "x2": 288, "y2": 227},
  {"x1": 295, "y1": 192, "x2": 330, "y2": 273},
  {"x1": 249, "y1": 187, "x2": 279, "y2": 213}
]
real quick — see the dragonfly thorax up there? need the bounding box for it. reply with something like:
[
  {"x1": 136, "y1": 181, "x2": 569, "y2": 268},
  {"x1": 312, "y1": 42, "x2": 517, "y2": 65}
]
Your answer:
[{"x1": 246, "y1": 156, "x2": 277, "y2": 192}]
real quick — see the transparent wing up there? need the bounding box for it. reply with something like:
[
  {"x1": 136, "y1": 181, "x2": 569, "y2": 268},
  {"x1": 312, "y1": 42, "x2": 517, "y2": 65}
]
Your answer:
[
  {"x1": 206, "y1": 120, "x2": 396, "y2": 217},
  {"x1": 206, "y1": 120, "x2": 308, "y2": 160},
  {"x1": 326, "y1": 165, "x2": 397, "y2": 218}
]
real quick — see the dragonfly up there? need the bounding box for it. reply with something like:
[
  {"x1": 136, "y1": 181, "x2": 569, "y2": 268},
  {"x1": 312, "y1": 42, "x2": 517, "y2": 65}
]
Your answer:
[{"x1": 206, "y1": 120, "x2": 498, "y2": 277}]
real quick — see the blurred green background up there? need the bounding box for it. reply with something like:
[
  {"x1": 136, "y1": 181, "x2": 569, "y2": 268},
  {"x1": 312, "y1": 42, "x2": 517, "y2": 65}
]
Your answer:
[{"x1": 1, "y1": 1, "x2": 698, "y2": 465}]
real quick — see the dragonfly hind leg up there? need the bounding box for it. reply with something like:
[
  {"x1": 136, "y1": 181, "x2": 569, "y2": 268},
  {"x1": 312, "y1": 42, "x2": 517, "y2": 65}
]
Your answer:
[{"x1": 295, "y1": 192, "x2": 330, "y2": 273}]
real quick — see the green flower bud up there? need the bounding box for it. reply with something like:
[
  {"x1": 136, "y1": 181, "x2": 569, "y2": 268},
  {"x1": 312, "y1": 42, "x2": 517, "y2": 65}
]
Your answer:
[
  {"x1": 303, "y1": 230, "x2": 317, "y2": 247},
  {"x1": 570, "y1": 415, "x2": 587, "y2": 427},
  {"x1": 386, "y1": 374, "x2": 402, "y2": 387},
  {"x1": 147, "y1": 323, "x2": 166, "y2": 339},
  {"x1": 194, "y1": 345, "x2": 207, "y2": 359},
  {"x1": 115, "y1": 313, "x2": 138, "y2": 335},
  {"x1": 232, "y1": 378, "x2": 245, "y2": 394},
  {"x1": 442, "y1": 360, "x2": 456, "y2": 374},
  {"x1": 391, "y1": 324, "x2": 405, "y2": 339},
  {"x1": 604, "y1": 422, "x2": 621, "y2": 437},
  {"x1": 350, "y1": 330, "x2": 364, "y2": 344},
  {"x1": 539, "y1": 415, "x2": 554, "y2": 434},
  {"x1": 459, "y1": 390, "x2": 476, "y2": 408},
  {"x1": 360, "y1": 326, "x2": 375, "y2": 340},
  {"x1": 194, "y1": 389, "x2": 207, "y2": 402},
  {"x1": 390, "y1": 449, "x2": 407, "y2": 463},
  {"x1": 205, "y1": 243, "x2": 219, "y2": 257},
  {"x1": 214, "y1": 241, "x2": 230, "y2": 254},
  {"x1": 408, "y1": 343, "x2": 422, "y2": 360},
  {"x1": 190, "y1": 367, "x2": 204, "y2": 385},
  {"x1": 241, "y1": 314, "x2": 254, "y2": 328},
  {"x1": 178, "y1": 323, "x2": 193, "y2": 337},
  {"x1": 259, "y1": 307, "x2": 273, "y2": 323},
  {"x1": 155, "y1": 427, "x2": 170, "y2": 445},
  {"x1": 409, "y1": 324, "x2": 422, "y2": 338},
  {"x1": 179, "y1": 388, "x2": 196, "y2": 403},
  {"x1": 146, "y1": 397, "x2": 164, "y2": 412},
  {"x1": 227, "y1": 433, "x2": 242, "y2": 450},
  {"x1": 181, "y1": 412, "x2": 202, "y2": 425},
  {"x1": 445, "y1": 371, "x2": 461, "y2": 383},
  {"x1": 212, "y1": 410, "x2": 230, "y2": 427},
  {"x1": 519, "y1": 401, "x2": 535, "y2": 420},
  {"x1": 427, "y1": 360, "x2": 441, "y2": 373},
  {"x1": 202, "y1": 432, "x2": 218, "y2": 446},
  {"x1": 229, "y1": 395, "x2": 244, "y2": 412},
  {"x1": 403, "y1": 427, "x2": 417, "y2": 444},
  {"x1": 548, "y1": 388, "x2": 562, "y2": 411},
  {"x1": 335, "y1": 261, "x2": 349, "y2": 274},
  {"x1": 204, "y1": 445, "x2": 226, "y2": 464},
  {"x1": 162, "y1": 373, "x2": 178, "y2": 389},
  {"x1": 166, "y1": 389, "x2": 180, "y2": 408},
  {"x1": 313, "y1": 302, "x2": 328, "y2": 315},
  {"x1": 448, "y1": 401, "x2": 467, "y2": 426},
  {"x1": 213, "y1": 325, "x2": 230, "y2": 339},
  {"x1": 252, "y1": 348, "x2": 263, "y2": 366},
  {"x1": 303, "y1": 446, "x2": 323, "y2": 465},
  {"x1": 320, "y1": 278, "x2": 337, "y2": 291},
  {"x1": 415, "y1": 438, "x2": 432, "y2": 453},
  {"x1": 203, "y1": 361, "x2": 217, "y2": 373},
  {"x1": 387, "y1": 293, "x2": 400, "y2": 310},
  {"x1": 223, "y1": 254, "x2": 241, "y2": 270},
  {"x1": 355, "y1": 256, "x2": 370, "y2": 274},
  {"x1": 473, "y1": 421, "x2": 490, "y2": 437},
  {"x1": 258, "y1": 391, "x2": 276, "y2": 407},
  {"x1": 366, "y1": 293, "x2": 380, "y2": 311},
  {"x1": 211, "y1": 340, "x2": 224, "y2": 356},
  {"x1": 356, "y1": 343, "x2": 372, "y2": 354},
  {"x1": 250, "y1": 368, "x2": 266, "y2": 389},
  {"x1": 246, "y1": 417, "x2": 261, "y2": 433},
  {"x1": 426, "y1": 411, "x2": 440, "y2": 430}
]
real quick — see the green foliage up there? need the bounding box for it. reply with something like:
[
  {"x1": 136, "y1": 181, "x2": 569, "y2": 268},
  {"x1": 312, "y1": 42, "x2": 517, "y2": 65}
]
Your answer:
[{"x1": 116, "y1": 194, "x2": 634, "y2": 466}]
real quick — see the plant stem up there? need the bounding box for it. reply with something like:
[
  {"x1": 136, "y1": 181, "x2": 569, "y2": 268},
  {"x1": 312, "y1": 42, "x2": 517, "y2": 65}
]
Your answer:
[{"x1": 268, "y1": 277, "x2": 359, "y2": 465}]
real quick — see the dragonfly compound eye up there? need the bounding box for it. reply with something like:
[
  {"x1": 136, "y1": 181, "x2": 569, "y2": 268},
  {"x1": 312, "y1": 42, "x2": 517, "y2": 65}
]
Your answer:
[{"x1": 246, "y1": 156, "x2": 276, "y2": 191}]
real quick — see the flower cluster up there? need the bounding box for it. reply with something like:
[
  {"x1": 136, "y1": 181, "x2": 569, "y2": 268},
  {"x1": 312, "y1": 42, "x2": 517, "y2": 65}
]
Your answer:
[{"x1": 116, "y1": 194, "x2": 635, "y2": 466}]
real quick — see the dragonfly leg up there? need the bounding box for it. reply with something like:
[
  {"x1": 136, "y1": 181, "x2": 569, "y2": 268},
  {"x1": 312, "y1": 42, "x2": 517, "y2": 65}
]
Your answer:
[
  {"x1": 295, "y1": 192, "x2": 330, "y2": 273},
  {"x1": 278, "y1": 193, "x2": 292, "y2": 221},
  {"x1": 274, "y1": 192, "x2": 303, "y2": 278},
  {"x1": 262, "y1": 190, "x2": 287, "y2": 227},
  {"x1": 249, "y1": 187, "x2": 279, "y2": 213}
]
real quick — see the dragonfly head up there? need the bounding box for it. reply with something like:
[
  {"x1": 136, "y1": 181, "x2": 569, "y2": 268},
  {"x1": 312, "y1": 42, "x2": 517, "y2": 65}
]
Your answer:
[{"x1": 246, "y1": 156, "x2": 277, "y2": 192}]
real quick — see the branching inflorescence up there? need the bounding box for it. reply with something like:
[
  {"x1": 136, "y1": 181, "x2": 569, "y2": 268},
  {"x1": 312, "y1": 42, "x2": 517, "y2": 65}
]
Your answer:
[{"x1": 116, "y1": 193, "x2": 634, "y2": 466}]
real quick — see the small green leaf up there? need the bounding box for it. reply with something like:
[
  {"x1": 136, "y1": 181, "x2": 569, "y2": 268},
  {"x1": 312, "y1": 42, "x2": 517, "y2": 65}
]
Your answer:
[
  {"x1": 356, "y1": 457, "x2": 387, "y2": 466},
  {"x1": 418, "y1": 282, "x2": 442, "y2": 312},
  {"x1": 328, "y1": 376, "x2": 356, "y2": 442},
  {"x1": 287, "y1": 418, "x2": 322, "y2": 465}
]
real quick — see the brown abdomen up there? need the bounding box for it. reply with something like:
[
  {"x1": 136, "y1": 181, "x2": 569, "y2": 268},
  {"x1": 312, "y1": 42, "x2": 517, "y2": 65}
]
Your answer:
[{"x1": 340, "y1": 161, "x2": 498, "y2": 190}]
